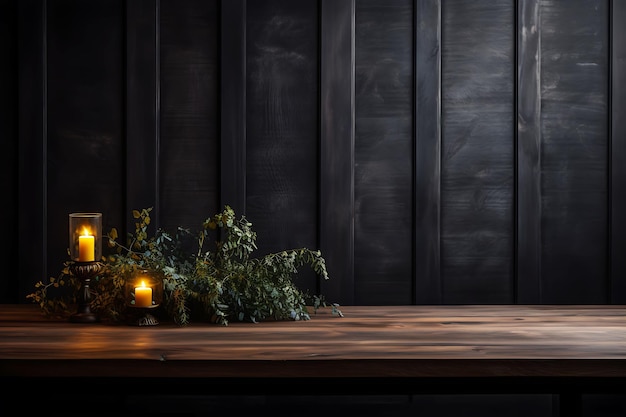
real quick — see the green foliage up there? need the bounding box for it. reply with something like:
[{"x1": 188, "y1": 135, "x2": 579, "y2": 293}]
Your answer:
[
  {"x1": 27, "y1": 261, "x2": 79, "y2": 319},
  {"x1": 27, "y1": 206, "x2": 339, "y2": 325}
]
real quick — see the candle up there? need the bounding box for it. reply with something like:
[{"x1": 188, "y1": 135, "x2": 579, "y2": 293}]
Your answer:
[
  {"x1": 134, "y1": 281, "x2": 153, "y2": 307},
  {"x1": 78, "y1": 228, "x2": 95, "y2": 262}
]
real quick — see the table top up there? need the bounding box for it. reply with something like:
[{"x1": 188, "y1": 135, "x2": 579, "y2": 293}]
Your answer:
[{"x1": 2, "y1": 304, "x2": 626, "y2": 379}]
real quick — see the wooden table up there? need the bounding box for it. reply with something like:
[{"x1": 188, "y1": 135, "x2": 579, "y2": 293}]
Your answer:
[{"x1": 1, "y1": 304, "x2": 626, "y2": 415}]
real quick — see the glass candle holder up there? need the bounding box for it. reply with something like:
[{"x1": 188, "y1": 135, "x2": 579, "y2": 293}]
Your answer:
[
  {"x1": 125, "y1": 269, "x2": 163, "y2": 309},
  {"x1": 125, "y1": 269, "x2": 164, "y2": 326},
  {"x1": 69, "y1": 213, "x2": 102, "y2": 263}
]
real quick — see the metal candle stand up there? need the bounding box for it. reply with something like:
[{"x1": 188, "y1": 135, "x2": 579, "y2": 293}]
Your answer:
[
  {"x1": 127, "y1": 305, "x2": 160, "y2": 326},
  {"x1": 68, "y1": 261, "x2": 104, "y2": 323},
  {"x1": 68, "y1": 212, "x2": 103, "y2": 324}
]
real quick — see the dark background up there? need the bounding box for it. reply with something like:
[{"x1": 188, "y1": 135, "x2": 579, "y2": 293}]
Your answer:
[
  {"x1": 2, "y1": 0, "x2": 625, "y2": 307},
  {"x1": 1, "y1": 0, "x2": 625, "y2": 414}
]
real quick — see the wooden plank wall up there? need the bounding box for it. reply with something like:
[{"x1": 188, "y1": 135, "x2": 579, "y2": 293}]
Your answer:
[
  {"x1": 6, "y1": 0, "x2": 626, "y2": 307},
  {"x1": 611, "y1": 0, "x2": 626, "y2": 303},
  {"x1": 126, "y1": 0, "x2": 159, "y2": 234},
  {"x1": 441, "y1": 0, "x2": 515, "y2": 303},
  {"x1": 538, "y1": 0, "x2": 608, "y2": 303},
  {"x1": 45, "y1": 0, "x2": 126, "y2": 278},
  {"x1": 517, "y1": 0, "x2": 542, "y2": 304},
  {"x1": 0, "y1": 0, "x2": 19, "y2": 302},
  {"x1": 413, "y1": 0, "x2": 442, "y2": 305},
  {"x1": 159, "y1": 0, "x2": 219, "y2": 235},
  {"x1": 320, "y1": 0, "x2": 356, "y2": 303},
  {"x1": 354, "y1": 0, "x2": 414, "y2": 304},
  {"x1": 245, "y1": 0, "x2": 320, "y2": 293}
]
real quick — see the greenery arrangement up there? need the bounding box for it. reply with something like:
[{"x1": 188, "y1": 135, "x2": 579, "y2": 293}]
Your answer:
[{"x1": 27, "y1": 206, "x2": 342, "y2": 325}]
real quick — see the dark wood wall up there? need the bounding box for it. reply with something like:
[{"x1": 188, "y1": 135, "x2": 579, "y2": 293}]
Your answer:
[
  {"x1": 2, "y1": 0, "x2": 626, "y2": 307},
  {"x1": 0, "y1": 0, "x2": 19, "y2": 303},
  {"x1": 441, "y1": 0, "x2": 515, "y2": 304}
]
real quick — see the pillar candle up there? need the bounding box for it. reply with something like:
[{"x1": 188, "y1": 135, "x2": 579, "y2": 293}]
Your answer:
[
  {"x1": 134, "y1": 281, "x2": 153, "y2": 307},
  {"x1": 78, "y1": 232, "x2": 95, "y2": 262}
]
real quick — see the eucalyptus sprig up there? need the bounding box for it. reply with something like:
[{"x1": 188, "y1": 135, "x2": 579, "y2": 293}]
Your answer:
[
  {"x1": 187, "y1": 205, "x2": 332, "y2": 325},
  {"x1": 26, "y1": 261, "x2": 79, "y2": 319},
  {"x1": 105, "y1": 208, "x2": 193, "y2": 324}
]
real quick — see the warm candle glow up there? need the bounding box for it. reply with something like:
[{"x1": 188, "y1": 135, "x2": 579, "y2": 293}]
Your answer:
[
  {"x1": 78, "y1": 227, "x2": 95, "y2": 262},
  {"x1": 134, "y1": 280, "x2": 153, "y2": 307}
]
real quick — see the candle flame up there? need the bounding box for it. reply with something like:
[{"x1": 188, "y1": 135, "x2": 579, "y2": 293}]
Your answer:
[
  {"x1": 81, "y1": 227, "x2": 92, "y2": 237},
  {"x1": 139, "y1": 280, "x2": 146, "y2": 288}
]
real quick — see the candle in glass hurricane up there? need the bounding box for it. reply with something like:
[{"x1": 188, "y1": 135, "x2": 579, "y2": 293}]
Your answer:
[
  {"x1": 69, "y1": 213, "x2": 102, "y2": 263},
  {"x1": 68, "y1": 213, "x2": 103, "y2": 323}
]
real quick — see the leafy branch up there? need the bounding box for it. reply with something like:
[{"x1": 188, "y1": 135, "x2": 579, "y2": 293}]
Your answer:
[{"x1": 28, "y1": 206, "x2": 340, "y2": 325}]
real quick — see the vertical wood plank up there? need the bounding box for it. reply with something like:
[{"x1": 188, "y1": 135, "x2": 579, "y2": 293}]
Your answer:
[
  {"x1": 126, "y1": 0, "x2": 159, "y2": 233},
  {"x1": 46, "y1": 0, "x2": 125, "y2": 275},
  {"x1": 611, "y1": 0, "x2": 626, "y2": 303},
  {"x1": 517, "y1": 0, "x2": 542, "y2": 303},
  {"x1": 539, "y1": 0, "x2": 608, "y2": 303},
  {"x1": 441, "y1": 0, "x2": 515, "y2": 303},
  {"x1": 414, "y1": 0, "x2": 442, "y2": 304},
  {"x1": 17, "y1": 0, "x2": 46, "y2": 301},
  {"x1": 159, "y1": 0, "x2": 219, "y2": 234},
  {"x1": 246, "y1": 0, "x2": 319, "y2": 295},
  {"x1": 320, "y1": 0, "x2": 355, "y2": 304},
  {"x1": 0, "y1": 0, "x2": 19, "y2": 302},
  {"x1": 220, "y1": 0, "x2": 247, "y2": 216},
  {"x1": 354, "y1": 0, "x2": 414, "y2": 305}
]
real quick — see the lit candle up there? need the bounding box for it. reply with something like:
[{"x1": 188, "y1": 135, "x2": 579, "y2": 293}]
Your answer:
[
  {"x1": 78, "y1": 228, "x2": 95, "y2": 262},
  {"x1": 134, "y1": 280, "x2": 153, "y2": 307}
]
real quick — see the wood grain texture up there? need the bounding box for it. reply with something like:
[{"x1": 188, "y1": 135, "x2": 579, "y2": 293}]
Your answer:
[
  {"x1": 320, "y1": 0, "x2": 355, "y2": 304},
  {"x1": 539, "y1": 0, "x2": 608, "y2": 303},
  {"x1": 354, "y1": 0, "x2": 414, "y2": 305},
  {"x1": 2, "y1": 304, "x2": 625, "y2": 417},
  {"x1": 159, "y1": 0, "x2": 219, "y2": 234},
  {"x1": 441, "y1": 0, "x2": 515, "y2": 303},
  {"x1": 2, "y1": 304, "x2": 626, "y2": 375},
  {"x1": 414, "y1": 0, "x2": 442, "y2": 304},
  {"x1": 611, "y1": 1, "x2": 626, "y2": 303},
  {"x1": 517, "y1": 0, "x2": 542, "y2": 303},
  {"x1": 246, "y1": 0, "x2": 319, "y2": 294},
  {"x1": 126, "y1": 0, "x2": 159, "y2": 234},
  {"x1": 45, "y1": 0, "x2": 125, "y2": 275}
]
